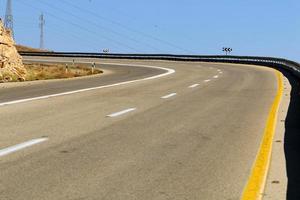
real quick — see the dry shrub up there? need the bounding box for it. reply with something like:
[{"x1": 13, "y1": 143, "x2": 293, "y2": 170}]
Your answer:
[{"x1": 24, "y1": 63, "x2": 102, "y2": 81}]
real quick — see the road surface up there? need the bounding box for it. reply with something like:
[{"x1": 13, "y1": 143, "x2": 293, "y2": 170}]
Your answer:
[{"x1": 0, "y1": 58, "x2": 280, "y2": 200}]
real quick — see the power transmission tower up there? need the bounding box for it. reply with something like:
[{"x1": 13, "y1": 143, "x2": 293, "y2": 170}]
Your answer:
[
  {"x1": 39, "y1": 13, "x2": 45, "y2": 49},
  {"x1": 4, "y1": 0, "x2": 14, "y2": 38}
]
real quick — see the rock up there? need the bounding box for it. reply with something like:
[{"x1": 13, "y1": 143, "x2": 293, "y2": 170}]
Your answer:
[{"x1": 0, "y1": 18, "x2": 27, "y2": 82}]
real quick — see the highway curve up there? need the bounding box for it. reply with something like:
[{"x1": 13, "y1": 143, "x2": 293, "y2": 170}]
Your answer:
[{"x1": 0, "y1": 58, "x2": 280, "y2": 200}]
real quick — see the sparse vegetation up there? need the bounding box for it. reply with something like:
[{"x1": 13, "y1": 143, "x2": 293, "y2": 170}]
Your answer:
[
  {"x1": 24, "y1": 63, "x2": 102, "y2": 81},
  {"x1": 15, "y1": 45, "x2": 50, "y2": 52}
]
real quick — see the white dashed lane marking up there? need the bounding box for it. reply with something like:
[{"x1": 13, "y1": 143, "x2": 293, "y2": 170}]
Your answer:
[
  {"x1": 0, "y1": 138, "x2": 48, "y2": 157},
  {"x1": 161, "y1": 93, "x2": 177, "y2": 99},
  {"x1": 189, "y1": 84, "x2": 200, "y2": 88},
  {"x1": 107, "y1": 108, "x2": 137, "y2": 117}
]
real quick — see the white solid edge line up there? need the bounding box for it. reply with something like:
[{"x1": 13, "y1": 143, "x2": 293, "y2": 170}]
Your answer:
[
  {"x1": 189, "y1": 84, "x2": 200, "y2": 88},
  {"x1": 0, "y1": 138, "x2": 48, "y2": 157},
  {"x1": 107, "y1": 108, "x2": 136, "y2": 117},
  {"x1": 161, "y1": 93, "x2": 177, "y2": 99},
  {"x1": 0, "y1": 62, "x2": 175, "y2": 107}
]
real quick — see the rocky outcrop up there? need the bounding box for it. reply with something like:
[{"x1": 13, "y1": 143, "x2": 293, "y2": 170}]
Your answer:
[{"x1": 0, "y1": 19, "x2": 27, "y2": 82}]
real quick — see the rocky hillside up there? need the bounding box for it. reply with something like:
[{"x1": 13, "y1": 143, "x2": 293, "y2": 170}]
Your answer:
[{"x1": 0, "y1": 19, "x2": 27, "y2": 82}]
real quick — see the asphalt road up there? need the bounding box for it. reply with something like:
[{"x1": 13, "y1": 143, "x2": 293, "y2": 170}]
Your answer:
[
  {"x1": 0, "y1": 58, "x2": 165, "y2": 104},
  {"x1": 0, "y1": 58, "x2": 279, "y2": 200}
]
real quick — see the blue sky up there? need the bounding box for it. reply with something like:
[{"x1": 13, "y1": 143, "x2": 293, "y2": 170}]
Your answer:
[{"x1": 0, "y1": 0, "x2": 299, "y2": 61}]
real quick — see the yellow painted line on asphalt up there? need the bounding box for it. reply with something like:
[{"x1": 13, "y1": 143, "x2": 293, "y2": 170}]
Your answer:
[{"x1": 241, "y1": 70, "x2": 283, "y2": 200}]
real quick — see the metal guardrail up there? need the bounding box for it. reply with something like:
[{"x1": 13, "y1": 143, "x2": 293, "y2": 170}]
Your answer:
[{"x1": 20, "y1": 52, "x2": 300, "y2": 79}]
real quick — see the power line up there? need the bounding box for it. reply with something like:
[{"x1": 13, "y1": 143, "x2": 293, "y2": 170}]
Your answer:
[
  {"x1": 15, "y1": 0, "x2": 139, "y2": 52},
  {"x1": 38, "y1": 0, "x2": 163, "y2": 52},
  {"x1": 45, "y1": 18, "x2": 110, "y2": 51},
  {"x1": 14, "y1": 0, "x2": 113, "y2": 51},
  {"x1": 18, "y1": 21, "x2": 102, "y2": 51},
  {"x1": 46, "y1": 27, "x2": 100, "y2": 52},
  {"x1": 60, "y1": 0, "x2": 193, "y2": 53}
]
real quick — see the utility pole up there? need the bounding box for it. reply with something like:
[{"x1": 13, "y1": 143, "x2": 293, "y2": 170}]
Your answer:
[
  {"x1": 39, "y1": 13, "x2": 45, "y2": 49},
  {"x1": 4, "y1": 0, "x2": 14, "y2": 39}
]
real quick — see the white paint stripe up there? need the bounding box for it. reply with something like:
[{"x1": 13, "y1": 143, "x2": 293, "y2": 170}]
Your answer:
[
  {"x1": 213, "y1": 75, "x2": 219, "y2": 78},
  {"x1": 161, "y1": 93, "x2": 177, "y2": 99},
  {"x1": 107, "y1": 108, "x2": 136, "y2": 117},
  {"x1": 204, "y1": 79, "x2": 211, "y2": 82},
  {"x1": 0, "y1": 63, "x2": 175, "y2": 107},
  {"x1": 0, "y1": 138, "x2": 48, "y2": 157},
  {"x1": 219, "y1": 71, "x2": 223, "y2": 74},
  {"x1": 189, "y1": 84, "x2": 200, "y2": 88}
]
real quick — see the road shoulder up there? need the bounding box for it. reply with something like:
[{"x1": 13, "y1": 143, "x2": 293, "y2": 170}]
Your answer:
[{"x1": 263, "y1": 74, "x2": 290, "y2": 199}]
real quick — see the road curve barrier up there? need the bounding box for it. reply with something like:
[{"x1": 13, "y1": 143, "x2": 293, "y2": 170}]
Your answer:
[{"x1": 20, "y1": 52, "x2": 300, "y2": 79}]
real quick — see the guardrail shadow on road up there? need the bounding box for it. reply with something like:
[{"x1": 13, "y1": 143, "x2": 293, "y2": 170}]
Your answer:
[{"x1": 280, "y1": 69, "x2": 300, "y2": 200}]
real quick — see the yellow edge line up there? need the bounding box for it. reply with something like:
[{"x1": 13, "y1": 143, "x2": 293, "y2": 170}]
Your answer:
[{"x1": 241, "y1": 70, "x2": 284, "y2": 200}]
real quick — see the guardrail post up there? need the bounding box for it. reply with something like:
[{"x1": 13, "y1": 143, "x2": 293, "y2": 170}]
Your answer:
[
  {"x1": 91, "y1": 62, "x2": 95, "y2": 74},
  {"x1": 65, "y1": 64, "x2": 69, "y2": 73}
]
